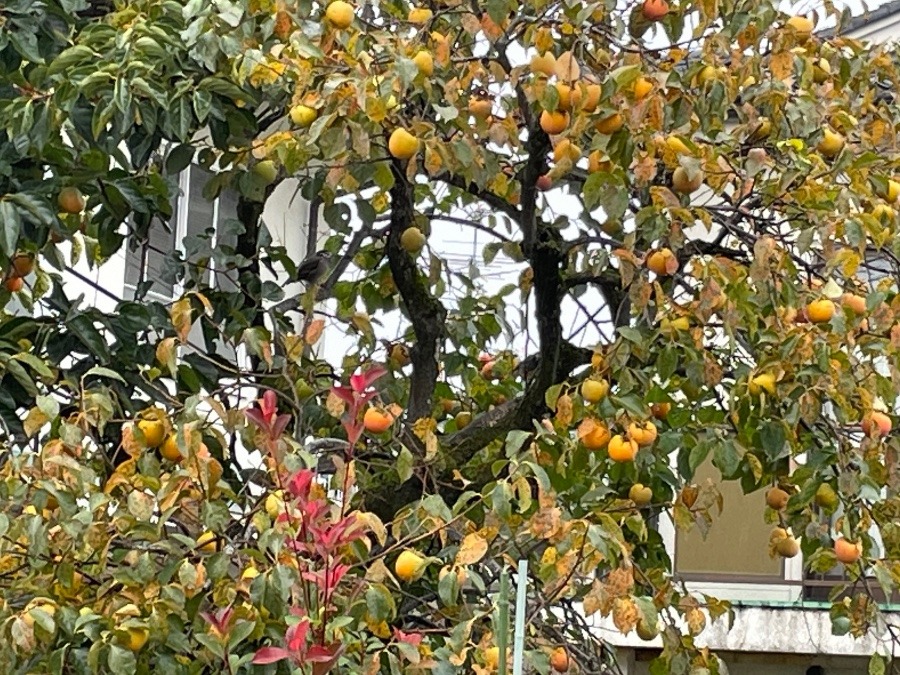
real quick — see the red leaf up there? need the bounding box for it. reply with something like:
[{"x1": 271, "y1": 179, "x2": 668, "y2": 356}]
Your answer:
[
  {"x1": 285, "y1": 618, "x2": 310, "y2": 652},
  {"x1": 350, "y1": 365, "x2": 387, "y2": 394},
  {"x1": 330, "y1": 385, "x2": 355, "y2": 405},
  {"x1": 253, "y1": 647, "x2": 291, "y2": 664}
]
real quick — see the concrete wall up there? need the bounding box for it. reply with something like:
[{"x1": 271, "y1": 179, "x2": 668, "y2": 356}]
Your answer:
[{"x1": 628, "y1": 650, "x2": 871, "y2": 675}]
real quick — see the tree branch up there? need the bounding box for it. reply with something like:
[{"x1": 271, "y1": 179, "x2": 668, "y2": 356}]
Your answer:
[{"x1": 386, "y1": 161, "x2": 447, "y2": 421}]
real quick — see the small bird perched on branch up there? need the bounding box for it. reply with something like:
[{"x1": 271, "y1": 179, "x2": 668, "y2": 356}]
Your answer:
[{"x1": 295, "y1": 250, "x2": 331, "y2": 284}]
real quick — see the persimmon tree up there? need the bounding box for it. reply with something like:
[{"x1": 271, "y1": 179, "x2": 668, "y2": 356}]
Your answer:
[{"x1": 2, "y1": 0, "x2": 900, "y2": 673}]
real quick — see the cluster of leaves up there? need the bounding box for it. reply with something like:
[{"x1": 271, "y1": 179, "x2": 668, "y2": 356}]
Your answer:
[{"x1": 3, "y1": 0, "x2": 900, "y2": 673}]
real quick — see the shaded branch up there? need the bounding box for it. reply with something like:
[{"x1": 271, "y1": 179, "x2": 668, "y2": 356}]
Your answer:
[
  {"x1": 436, "y1": 173, "x2": 521, "y2": 222},
  {"x1": 386, "y1": 161, "x2": 448, "y2": 421}
]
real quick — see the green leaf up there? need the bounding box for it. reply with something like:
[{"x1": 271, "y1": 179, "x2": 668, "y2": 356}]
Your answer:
[
  {"x1": 758, "y1": 421, "x2": 787, "y2": 461},
  {"x1": 84, "y1": 366, "x2": 126, "y2": 383},
  {"x1": 67, "y1": 315, "x2": 112, "y2": 363},
  {"x1": 504, "y1": 430, "x2": 531, "y2": 458},
  {"x1": 107, "y1": 646, "x2": 137, "y2": 675},
  {"x1": 7, "y1": 193, "x2": 54, "y2": 227},
  {"x1": 582, "y1": 172, "x2": 628, "y2": 221},
  {"x1": 365, "y1": 583, "x2": 396, "y2": 622},
  {"x1": 166, "y1": 144, "x2": 195, "y2": 174},
  {"x1": 869, "y1": 654, "x2": 886, "y2": 675},
  {"x1": 0, "y1": 202, "x2": 21, "y2": 256},
  {"x1": 396, "y1": 446, "x2": 413, "y2": 483}
]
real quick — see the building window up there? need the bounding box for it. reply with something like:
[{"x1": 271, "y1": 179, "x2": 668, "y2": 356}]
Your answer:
[{"x1": 124, "y1": 165, "x2": 239, "y2": 301}]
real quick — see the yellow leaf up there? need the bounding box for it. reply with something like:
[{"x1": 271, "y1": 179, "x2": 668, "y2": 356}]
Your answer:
[
  {"x1": 325, "y1": 390, "x2": 345, "y2": 418},
  {"x1": 192, "y1": 291, "x2": 213, "y2": 316},
  {"x1": 155, "y1": 337, "x2": 177, "y2": 377},
  {"x1": 554, "y1": 51, "x2": 580, "y2": 82},
  {"x1": 304, "y1": 318, "x2": 325, "y2": 345},
  {"x1": 283, "y1": 333, "x2": 304, "y2": 363},
  {"x1": 170, "y1": 297, "x2": 192, "y2": 343},
  {"x1": 455, "y1": 532, "x2": 489, "y2": 566},
  {"x1": 356, "y1": 511, "x2": 387, "y2": 546},
  {"x1": 769, "y1": 51, "x2": 794, "y2": 82},
  {"x1": 23, "y1": 407, "x2": 48, "y2": 438}
]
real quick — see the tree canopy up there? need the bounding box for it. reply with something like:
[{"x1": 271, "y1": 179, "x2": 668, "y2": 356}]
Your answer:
[{"x1": 1, "y1": 0, "x2": 900, "y2": 673}]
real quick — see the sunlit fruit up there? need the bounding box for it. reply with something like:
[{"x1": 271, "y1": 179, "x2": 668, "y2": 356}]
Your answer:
[
  {"x1": 124, "y1": 626, "x2": 149, "y2": 651},
  {"x1": 581, "y1": 378, "x2": 609, "y2": 403},
  {"x1": 646, "y1": 248, "x2": 677, "y2": 276},
  {"x1": 629, "y1": 483, "x2": 653, "y2": 506},
  {"x1": 530, "y1": 52, "x2": 556, "y2": 76},
  {"x1": 787, "y1": 15, "x2": 814, "y2": 38},
  {"x1": 197, "y1": 531, "x2": 217, "y2": 553},
  {"x1": 439, "y1": 564, "x2": 468, "y2": 587},
  {"x1": 552, "y1": 139, "x2": 581, "y2": 163},
  {"x1": 4, "y1": 277, "x2": 23, "y2": 292},
  {"x1": 395, "y1": 549, "x2": 425, "y2": 581},
  {"x1": 265, "y1": 490, "x2": 284, "y2": 518},
  {"x1": 813, "y1": 57, "x2": 831, "y2": 83},
  {"x1": 672, "y1": 167, "x2": 703, "y2": 194},
  {"x1": 636, "y1": 618, "x2": 659, "y2": 640},
  {"x1": 540, "y1": 110, "x2": 569, "y2": 135},
  {"x1": 817, "y1": 128, "x2": 844, "y2": 158},
  {"x1": 862, "y1": 411, "x2": 892, "y2": 437},
  {"x1": 581, "y1": 83, "x2": 602, "y2": 111},
  {"x1": 595, "y1": 112, "x2": 624, "y2": 135},
  {"x1": 650, "y1": 402, "x2": 671, "y2": 419},
  {"x1": 588, "y1": 150, "x2": 612, "y2": 174},
  {"x1": 696, "y1": 65, "x2": 718, "y2": 86},
  {"x1": 775, "y1": 536, "x2": 800, "y2": 558},
  {"x1": 815, "y1": 483, "x2": 839, "y2": 512},
  {"x1": 400, "y1": 227, "x2": 427, "y2": 254},
  {"x1": 137, "y1": 419, "x2": 166, "y2": 448},
  {"x1": 806, "y1": 298, "x2": 835, "y2": 323},
  {"x1": 11, "y1": 254, "x2": 34, "y2": 277},
  {"x1": 834, "y1": 537, "x2": 861, "y2": 565},
  {"x1": 455, "y1": 411, "x2": 472, "y2": 429},
  {"x1": 160, "y1": 434, "x2": 182, "y2": 462},
  {"x1": 253, "y1": 160, "x2": 278, "y2": 185},
  {"x1": 484, "y1": 647, "x2": 501, "y2": 669},
  {"x1": 665, "y1": 135, "x2": 692, "y2": 155},
  {"x1": 325, "y1": 1, "x2": 354, "y2": 28},
  {"x1": 580, "y1": 419, "x2": 611, "y2": 450},
  {"x1": 886, "y1": 179, "x2": 900, "y2": 202},
  {"x1": 642, "y1": 0, "x2": 669, "y2": 21},
  {"x1": 289, "y1": 104, "x2": 317, "y2": 128},
  {"x1": 872, "y1": 204, "x2": 895, "y2": 222},
  {"x1": 549, "y1": 647, "x2": 569, "y2": 672},
  {"x1": 388, "y1": 128, "x2": 420, "y2": 159},
  {"x1": 468, "y1": 98, "x2": 493, "y2": 119},
  {"x1": 749, "y1": 373, "x2": 776, "y2": 396},
  {"x1": 24, "y1": 600, "x2": 57, "y2": 628},
  {"x1": 841, "y1": 293, "x2": 866, "y2": 315},
  {"x1": 413, "y1": 50, "x2": 434, "y2": 76},
  {"x1": 408, "y1": 7, "x2": 432, "y2": 23},
  {"x1": 608, "y1": 435, "x2": 638, "y2": 462},
  {"x1": 633, "y1": 77, "x2": 653, "y2": 100},
  {"x1": 765, "y1": 487, "x2": 789, "y2": 510},
  {"x1": 555, "y1": 83, "x2": 578, "y2": 111},
  {"x1": 58, "y1": 186, "x2": 86, "y2": 214},
  {"x1": 536, "y1": 174, "x2": 553, "y2": 191},
  {"x1": 364, "y1": 407, "x2": 394, "y2": 433},
  {"x1": 628, "y1": 420, "x2": 658, "y2": 446},
  {"x1": 660, "y1": 316, "x2": 690, "y2": 333}
]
